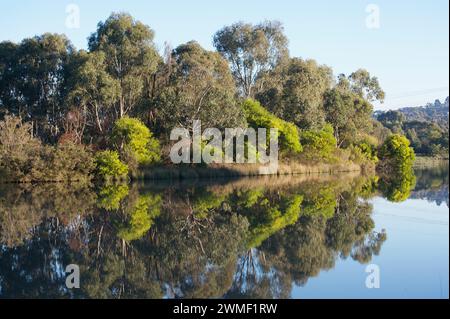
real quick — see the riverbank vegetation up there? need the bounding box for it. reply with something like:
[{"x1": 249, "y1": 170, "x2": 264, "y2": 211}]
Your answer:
[{"x1": 0, "y1": 13, "x2": 420, "y2": 183}]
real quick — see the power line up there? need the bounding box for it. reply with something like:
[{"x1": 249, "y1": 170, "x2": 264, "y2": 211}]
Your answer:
[{"x1": 388, "y1": 87, "x2": 449, "y2": 100}]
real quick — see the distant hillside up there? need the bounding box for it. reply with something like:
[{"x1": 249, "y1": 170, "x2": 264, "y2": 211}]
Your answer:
[
  {"x1": 397, "y1": 97, "x2": 449, "y2": 128},
  {"x1": 374, "y1": 97, "x2": 449, "y2": 129},
  {"x1": 374, "y1": 97, "x2": 449, "y2": 157}
]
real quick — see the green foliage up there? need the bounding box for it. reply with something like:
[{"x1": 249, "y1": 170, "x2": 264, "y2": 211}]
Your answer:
[
  {"x1": 378, "y1": 134, "x2": 415, "y2": 173},
  {"x1": 256, "y1": 57, "x2": 333, "y2": 129},
  {"x1": 246, "y1": 195, "x2": 303, "y2": 248},
  {"x1": 357, "y1": 175, "x2": 380, "y2": 199},
  {"x1": 112, "y1": 117, "x2": 160, "y2": 165},
  {"x1": 88, "y1": 13, "x2": 161, "y2": 118},
  {"x1": 117, "y1": 194, "x2": 162, "y2": 241},
  {"x1": 348, "y1": 142, "x2": 379, "y2": 169},
  {"x1": 192, "y1": 191, "x2": 226, "y2": 219},
  {"x1": 0, "y1": 34, "x2": 74, "y2": 142},
  {"x1": 301, "y1": 186, "x2": 336, "y2": 219},
  {"x1": 377, "y1": 110, "x2": 404, "y2": 133},
  {"x1": 213, "y1": 21, "x2": 288, "y2": 97},
  {"x1": 235, "y1": 188, "x2": 265, "y2": 209},
  {"x1": 323, "y1": 88, "x2": 373, "y2": 147},
  {"x1": 95, "y1": 150, "x2": 129, "y2": 180},
  {"x1": 242, "y1": 99, "x2": 302, "y2": 154},
  {"x1": 0, "y1": 115, "x2": 94, "y2": 182},
  {"x1": 67, "y1": 51, "x2": 120, "y2": 134},
  {"x1": 31, "y1": 142, "x2": 95, "y2": 182},
  {"x1": 403, "y1": 121, "x2": 448, "y2": 157},
  {"x1": 0, "y1": 115, "x2": 41, "y2": 181},
  {"x1": 155, "y1": 41, "x2": 245, "y2": 134},
  {"x1": 300, "y1": 124, "x2": 337, "y2": 161},
  {"x1": 97, "y1": 184, "x2": 130, "y2": 210},
  {"x1": 346, "y1": 69, "x2": 385, "y2": 102},
  {"x1": 376, "y1": 104, "x2": 449, "y2": 157},
  {"x1": 377, "y1": 134, "x2": 416, "y2": 202},
  {"x1": 379, "y1": 171, "x2": 416, "y2": 202}
]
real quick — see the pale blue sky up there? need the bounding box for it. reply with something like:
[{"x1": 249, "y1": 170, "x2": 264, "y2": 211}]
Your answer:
[{"x1": 1, "y1": 0, "x2": 448, "y2": 110}]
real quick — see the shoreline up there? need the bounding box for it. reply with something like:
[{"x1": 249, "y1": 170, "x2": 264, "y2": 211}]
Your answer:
[
  {"x1": 133, "y1": 161, "x2": 364, "y2": 181},
  {"x1": 2, "y1": 158, "x2": 446, "y2": 184}
]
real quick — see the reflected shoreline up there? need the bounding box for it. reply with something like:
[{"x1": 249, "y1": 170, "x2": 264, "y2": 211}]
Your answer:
[{"x1": 0, "y1": 165, "x2": 447, "y2": 299}]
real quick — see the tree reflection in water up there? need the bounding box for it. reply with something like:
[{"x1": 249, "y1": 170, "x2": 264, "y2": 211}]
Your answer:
[{"x1": 0, "y1": 168, "x2": 446, "y2": 299}]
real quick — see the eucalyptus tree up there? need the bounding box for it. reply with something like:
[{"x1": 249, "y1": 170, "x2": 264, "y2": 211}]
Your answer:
[
  {"x1": 155, "y1": 41, "x2": 245, "y2": 134},
  {"x1": 88, "y1": 13, "x2": 161, "y2": 119},
  {"x1": 337, "y1": 68, "x2": 385, "y2": 103},
  {"x1": 67, "y1": 51, "x2": 120, "y2": 134},
  {"x1": 0, "y1": 34, "x2": 75, "y2": 142},
  {"x1": 323, "y1": 88, "x2": 374, "y2": 147},
  {"x1": 256, "y1": 58, "x2": 334, "y2": 129},
  {"x1": 213, "y1": 21, "x2": 289, "y2": 98}
]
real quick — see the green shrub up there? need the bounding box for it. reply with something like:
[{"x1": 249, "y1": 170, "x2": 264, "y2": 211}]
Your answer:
[
  {"x1": 377, "y1": 134, "x2": 416, "y2": 202},
  {"x1": 112, "y1": 117, "x2": 160, "y2": 165},
  {"x1": 0, "y1": 116, "x2": 95, "y2": 182},
  {"x1": 356, "y1": 142, "x2": 379, "y2": 163},
  {"x1": 31, "y1": 143, "x2": 95, "y2": 182},
  {"x1": 242, "y1": 99, "x2": 302, "y2": 155},
  {"x1": 300, "y1": 124, "x2": 336, "y2": 161},
  {"x1": 378, "y1": 134, "x2": 415, "y2": 174},
  {"x1": 95, "y1": 150, "x2": 129, "y2": 179},
  {"x1": 348, "y1": 141, "x2": 379, "y2": 170}
]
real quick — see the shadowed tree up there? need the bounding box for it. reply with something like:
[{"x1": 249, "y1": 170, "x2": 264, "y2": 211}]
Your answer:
[
  {"x1": 0, "y1": 34, "x2": 75, "y2": 142},
  {"x1": 67, "y1": 51, "x2": 120, "y2": 135}
]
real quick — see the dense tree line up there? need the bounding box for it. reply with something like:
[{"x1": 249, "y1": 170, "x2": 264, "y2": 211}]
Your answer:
[
  {"x1": 1, "y1": 12, "x2": 416, "y2": 182},
  {"x1": 376, "y1": 104, "x2": 449, "y2": 157}
]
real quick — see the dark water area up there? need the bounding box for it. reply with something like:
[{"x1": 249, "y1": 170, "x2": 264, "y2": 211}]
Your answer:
[{"x1": 0, "y1": 164, "x2": 448, "y2": 299}]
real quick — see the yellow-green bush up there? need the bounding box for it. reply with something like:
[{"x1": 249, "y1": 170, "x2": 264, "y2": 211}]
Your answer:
[
  {"x1": 350, "y1": 142, "x2": 379, "y2": 164},
  {"x1": 300, "y1": 124, "x2": 337, "y2": 161},
  {"x1": 112, "y1": 117, "x2": 161, "y2": 165},
  {"x1": 246, "y1": 195, "x2": 303, "y2": 248},
  {"x1": 95, "y1": 150, "x2": 129, "y2": 180},
  {"x1": 242, "y1": 99, "x2": 302, "y2": 155},
  {"x1": 377, "y1": 134, "x2": 416, "y2": 202},
  {"x1": 378, "y1": 134, "x2": 415, "y2": 175}
]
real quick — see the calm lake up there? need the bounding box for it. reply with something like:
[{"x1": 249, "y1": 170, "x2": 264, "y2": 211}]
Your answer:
[{"x1": 0, "y1": 165, "x2": 448, "y2": 299}]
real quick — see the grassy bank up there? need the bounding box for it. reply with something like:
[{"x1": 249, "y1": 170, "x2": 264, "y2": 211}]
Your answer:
[{"x1": 134, "y1": 161, "x2": 363, "y2": 181}]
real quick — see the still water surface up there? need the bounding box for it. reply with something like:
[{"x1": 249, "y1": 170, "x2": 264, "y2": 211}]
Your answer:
[{"x1": 0, "y1": 165, "x2": 448, "y2": 298}]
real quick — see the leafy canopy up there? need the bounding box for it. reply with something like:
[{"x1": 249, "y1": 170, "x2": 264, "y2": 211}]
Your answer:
[{"x1": 213, "y1": 21, "x2": 288, "y2": 97}]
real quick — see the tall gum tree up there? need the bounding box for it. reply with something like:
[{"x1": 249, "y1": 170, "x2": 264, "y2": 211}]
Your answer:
[
  {"x1": 88, "y1": 13, "x2": 161, "y2": 119},
  {"x1": 213, "y1": 21, "x2": 289, "y2": 98}
]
